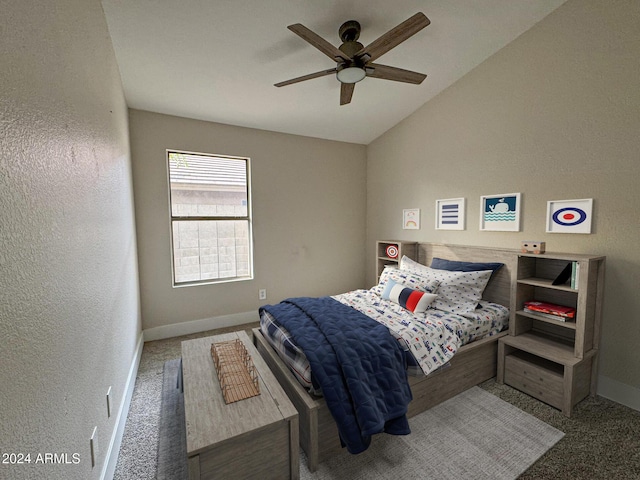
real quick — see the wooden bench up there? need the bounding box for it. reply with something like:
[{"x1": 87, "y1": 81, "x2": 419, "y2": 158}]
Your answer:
[{"x1": 182, "y1": 330, "x2": 299, "y2": 479}]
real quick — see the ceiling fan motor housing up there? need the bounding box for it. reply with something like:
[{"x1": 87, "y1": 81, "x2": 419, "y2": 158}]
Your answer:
[
  {"x1": 339, "y1": 41, "x2": 365, "y2": 61},
  {"x1": 338, "y1": 19, "x2": 365, "y2": 67}
]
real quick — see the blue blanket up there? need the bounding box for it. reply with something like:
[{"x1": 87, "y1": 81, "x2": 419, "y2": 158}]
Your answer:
[{"x1": 260, "y1": 296, "x2": 412, "y2": 454}]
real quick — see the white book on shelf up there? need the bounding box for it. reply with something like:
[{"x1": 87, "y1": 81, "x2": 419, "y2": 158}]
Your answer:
[{"x1": 570, "y1": 261, "x2": 581, "y2": 290}]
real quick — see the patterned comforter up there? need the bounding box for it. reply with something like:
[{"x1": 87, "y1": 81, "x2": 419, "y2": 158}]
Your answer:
[
  {"x1": 260, "y1": 290, "x2": 508, "y2": 393},
  {"x1": 335, "y1": 289, "x2": 509, "y2": 375}
]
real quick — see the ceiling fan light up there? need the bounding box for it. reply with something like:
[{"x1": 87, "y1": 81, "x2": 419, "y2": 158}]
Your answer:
[{"x1": 336, "y1": 66, "x2": 366, "y2": 84}]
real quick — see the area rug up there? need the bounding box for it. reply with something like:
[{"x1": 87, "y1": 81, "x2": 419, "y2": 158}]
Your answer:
[
  {"x1": 158, "y1": 358, "x2": 564, "y2": 480},
  {"x1": 299, "y1": 386, "x2": 564, "y2": 480}
]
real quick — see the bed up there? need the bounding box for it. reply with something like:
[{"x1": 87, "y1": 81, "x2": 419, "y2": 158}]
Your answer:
[{"x1": 253, "y1": 243, "x2": 516, "y2": 471}]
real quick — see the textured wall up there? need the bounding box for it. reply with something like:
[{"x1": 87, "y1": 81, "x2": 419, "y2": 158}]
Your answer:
[
  {"x1": 366, "y1": 0, "x2": 640, "y2": 399},
  {"x1": 0, "y1": 1, "x2": 141, "y2": 479},
  {"x1": 129, "y1": 109, "x2": 367, "y2": 331}
]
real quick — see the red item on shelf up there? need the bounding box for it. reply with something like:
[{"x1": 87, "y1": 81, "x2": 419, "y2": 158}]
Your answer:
[{"x1": 523, "y1": 300, "x2": 576, "y2": 319}]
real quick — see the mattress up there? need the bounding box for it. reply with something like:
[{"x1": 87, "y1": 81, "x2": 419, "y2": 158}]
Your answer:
[{"x1": 259, "y1": 289, "x2": 509, "y2": 394}]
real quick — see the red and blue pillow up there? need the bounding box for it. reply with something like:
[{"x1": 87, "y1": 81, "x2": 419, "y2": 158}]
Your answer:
[{"x1": 382, "y1": 279, "x2": 437, "y2": 313}]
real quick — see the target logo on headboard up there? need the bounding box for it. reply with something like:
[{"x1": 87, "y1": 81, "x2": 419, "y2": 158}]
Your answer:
[{"x1": 386, "y1": 245, "x2": 399, "y2": 259}]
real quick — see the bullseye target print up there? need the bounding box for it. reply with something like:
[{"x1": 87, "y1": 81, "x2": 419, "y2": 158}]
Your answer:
[
  {"x1": 553, "y1": 207, "x2": 587, "y2": 226},
  {"x1": 547, "y1": 199, "x2": 593, "y2": 234},
  {"x1": 386, "y1": 245, "x2": 399, "y2": 259}
]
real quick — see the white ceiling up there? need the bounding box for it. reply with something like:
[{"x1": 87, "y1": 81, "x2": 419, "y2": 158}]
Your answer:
[{"x1": 101, "y1": 0, "x2": 567, "y2": 145}]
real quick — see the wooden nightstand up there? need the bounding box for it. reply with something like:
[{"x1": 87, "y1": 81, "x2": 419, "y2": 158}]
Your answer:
[{"x1": 497, "y1": 252, "x2": 605, "y2": 417}]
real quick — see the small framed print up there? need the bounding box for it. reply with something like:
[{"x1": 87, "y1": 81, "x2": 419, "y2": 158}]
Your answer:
[
  {"x1": 480, "y1": 193, "x2": 521, "y2": 232},
  {"x1": 435, "y1": 198, "x2": 465, "y2": 230},
  {"x1": 546, "y1": 199, "x2": 593, "y2": 234},
  {"x1": 403, "y1": 209, "x2": 420, "y2": 230}
]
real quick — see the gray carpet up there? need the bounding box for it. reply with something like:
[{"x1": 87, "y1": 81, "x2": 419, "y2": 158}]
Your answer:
[{"x1": 157, "y1": 358, "x2": 563, "y2": 480}]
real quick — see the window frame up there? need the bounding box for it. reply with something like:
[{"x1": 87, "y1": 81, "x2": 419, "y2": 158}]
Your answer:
[{"x1": 167, "y1": 149, "x2": 253, "y2": 287}]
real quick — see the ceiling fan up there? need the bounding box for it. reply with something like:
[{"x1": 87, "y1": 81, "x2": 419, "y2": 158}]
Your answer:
[{"x1": 275, "y1": 12, "x2": 431, "y2": 105}]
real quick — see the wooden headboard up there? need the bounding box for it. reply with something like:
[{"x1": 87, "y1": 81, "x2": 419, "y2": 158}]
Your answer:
[{"x1": 417, "y1": 243, "x2": 518, "y2": 309}]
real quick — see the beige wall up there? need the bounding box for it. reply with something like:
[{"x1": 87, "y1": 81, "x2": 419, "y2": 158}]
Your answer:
[
  {"x1": 0, "y1": 1, "x2": 141, "y2": 479},
  {"x1": 129, "y1": 110, "x2": 367, "y2": 333},
  {"x1": 367, "y1": 0, "x2": 640, "y2": 402}
]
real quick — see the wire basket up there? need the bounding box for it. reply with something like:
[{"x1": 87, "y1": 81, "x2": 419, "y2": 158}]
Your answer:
[{"x1": 211, "y1": 339, "x2": 260, "y2": 404}]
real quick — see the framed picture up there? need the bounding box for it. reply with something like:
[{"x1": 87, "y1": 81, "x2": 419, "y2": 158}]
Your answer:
[
  {"x1": 480, "y1": 193, "x2": 521, "y2": 232},
  {"x1": 403, "y1": 208, "x2": 420, "y2": 230},
  {"x1": 435, "y1": 198, "x2": 465, "y2": 230},
  {"x1": 546, "y1": 198, "x2": 593, "y2": 234}
]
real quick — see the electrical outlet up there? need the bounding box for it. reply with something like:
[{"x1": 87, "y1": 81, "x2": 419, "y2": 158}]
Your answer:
[
  {"x1": 90, "y1": 426, "x2": 98, "y2": 468},
  {"x1": 259, "y1": 289, "x2": 267, "y2": 300},
  {"x1": 106, "y1": 386, "x2": 112, "y2": 418}
]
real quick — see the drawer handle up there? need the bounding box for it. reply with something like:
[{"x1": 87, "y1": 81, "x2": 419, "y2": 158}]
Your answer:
[
  {"x1": 522, "y1": 369, "x2": 546, "y2": 383},
  {"x1": 522, "y1": 383, "x2": 546, "y2": 398}
]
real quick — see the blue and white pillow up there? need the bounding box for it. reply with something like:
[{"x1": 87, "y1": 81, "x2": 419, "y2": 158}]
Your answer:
[
  {"x1": 399, "y1": 256, "x2": 492, "y2": 314},
  {"x1": 381, "y1": 279, "x2": 437, "y2": 313}
]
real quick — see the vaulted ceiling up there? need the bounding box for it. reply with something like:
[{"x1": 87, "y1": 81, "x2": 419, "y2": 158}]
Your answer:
[{"x1": 101, "y1": 0, "x2": 567, "y2": 144}]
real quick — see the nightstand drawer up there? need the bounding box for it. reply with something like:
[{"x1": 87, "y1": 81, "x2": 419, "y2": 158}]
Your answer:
[{"x1": 504, "y1": 352, "x2": 563, "y2": 409}]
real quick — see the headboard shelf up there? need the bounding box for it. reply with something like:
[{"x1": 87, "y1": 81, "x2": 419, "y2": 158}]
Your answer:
[{"x1": 416, "y1": 242, "x2": 518, "y2": 309}]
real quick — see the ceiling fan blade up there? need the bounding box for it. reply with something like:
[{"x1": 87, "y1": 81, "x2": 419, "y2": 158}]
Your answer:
[
  {"x1": 340, "y1": 83, "x2": 355, "y2": 105},
  {"x1": 275, "y1": 68, "x2": 337, "y2": 87},
  {"x1": 356, "y1": 12, "x2": 430, "y2": 63},
  {"x1": 288, "y1": 24, "x2": 351, "y2": 62},
  {"x1": 366, "y1": 63, "x2": 426, "y2": 84}
]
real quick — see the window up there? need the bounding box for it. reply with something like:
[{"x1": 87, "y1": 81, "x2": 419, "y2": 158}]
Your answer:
[{"x1": 168, "y1": 150, "x2": 252, "y2": 286}]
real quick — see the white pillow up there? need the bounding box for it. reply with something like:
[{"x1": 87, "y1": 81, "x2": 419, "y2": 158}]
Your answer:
[
  {"x1": 372, "y1": 266, "x2": 440, "y2": 297},
  {"x1": 399, "y1": 256, "x2": 492, "y2": 314}
]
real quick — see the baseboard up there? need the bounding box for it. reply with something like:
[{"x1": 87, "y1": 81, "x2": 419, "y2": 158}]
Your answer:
[
  {"x1": 143, "y1": 310, "x2": 259, "y2": 342},
  {"x1": 101, "y1": 332, "x2": 145, "y2": 480},
  {"x1": 597, "y1": 375, "x2": 640, "y2": 412}
]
